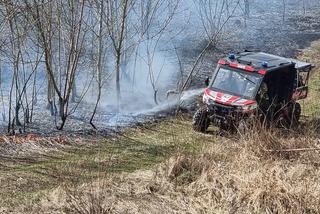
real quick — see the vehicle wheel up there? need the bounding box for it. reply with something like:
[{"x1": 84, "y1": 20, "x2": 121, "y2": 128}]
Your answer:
[
  {"x1": 237, "y1": 119, "x2": 249, "y2": 134},
  {"x1": 192, "y1": 107, "x2": 209, "y2": 133},
  {"x1": 276, "y1": 103, "x2": 301, "y2": 129},
  {"x1": 277, "y1": 114, "x2": 289, "y2": 129},
  {"x1": 292, "y1": 102, "x2": 301, "y2": 124},
  {"x1": 286, "y1": 102, "x2": 301, "y2": 127},
  {"x1": 220, "y1": 122, "x2": 234, "y2": 133},
  {"x1": 237, "y1": 116, "x2": 258, "y2": 134}
]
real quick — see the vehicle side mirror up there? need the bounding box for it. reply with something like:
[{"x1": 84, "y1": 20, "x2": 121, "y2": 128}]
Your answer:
[{"x1": 205, "y1": 77, "x2": 210, "y2": 87}]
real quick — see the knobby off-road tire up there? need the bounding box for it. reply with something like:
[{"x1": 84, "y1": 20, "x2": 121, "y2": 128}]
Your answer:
[
  {"x1": 277, "y1": 102, "x2": 302, "y2": 129},
  {"x1": 192, "y1": 107, "x2": 209, "y2": 133},
  {"x1": 237, "y1": 119, "x2": 251, "y2": 134},
  {"x1": 292, "y1": 102, "x2": 301, "y2": 125},
  {"x1": 220, "y1": 122, "x2": 235, "y2": 133}
]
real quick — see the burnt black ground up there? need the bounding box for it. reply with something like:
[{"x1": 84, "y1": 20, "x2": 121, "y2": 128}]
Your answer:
[{"x1": 184, "y1": 5, "x2": 320, "y2": 89}]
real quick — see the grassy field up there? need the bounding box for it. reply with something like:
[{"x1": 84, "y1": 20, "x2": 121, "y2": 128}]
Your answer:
[
  {"x1": 0, "y1": 116, "x2": 219, "y2": 212},
  {"x1": 1, "y1": 42, "x2": 320, "y2": 213}
]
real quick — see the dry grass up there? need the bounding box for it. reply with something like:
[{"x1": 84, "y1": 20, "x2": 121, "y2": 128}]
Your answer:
[
  {"x1": 0, "y1": 116, "x2": 214, "y2": 212},
  {"x1": 14, "y1": 118, "x2": 317, "y2": 214}
]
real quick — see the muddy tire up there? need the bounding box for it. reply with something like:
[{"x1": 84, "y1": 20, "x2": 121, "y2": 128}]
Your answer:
[
  {"x1": 236, "y1": 116, "x2": 257, "y2": 134},
  {"x1": 192, "y1": 107, "x2": 209, "y2": 133},
  {"x1": 237, "y1": 119, "x2": 250, "y2": 134},
  {"x1": 286, "y1": 102, "x2": 301, "y2": 128},
  {"x1": 292, "y1": 102, "x2": 301, "y2": 124},
  {"x1": 220, "y1": 122, "x2": 234, "y2": 133},
  {"x1": 277, "y1": 114, "x2": 289, "y2": 129},
  {"x1": 277, "y1": 103, "x2": 301, "y2": 129},
  {"x1": 285, "y1": 102, "x2": 302, "y2": 128}
]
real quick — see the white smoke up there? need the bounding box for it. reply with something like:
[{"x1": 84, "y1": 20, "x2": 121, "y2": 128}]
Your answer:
[{"x1": 102, "y1": 41, "x2": 179, "y2": 113}]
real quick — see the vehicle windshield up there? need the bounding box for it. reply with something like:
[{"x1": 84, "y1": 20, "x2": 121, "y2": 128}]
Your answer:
[{"x1": 211, "y1": 67, "x2": 262, "y2": 99}]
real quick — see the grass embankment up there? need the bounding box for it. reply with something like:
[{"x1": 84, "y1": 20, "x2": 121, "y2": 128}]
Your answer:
[
  {"x1": 0, "y1": 117, "x2": 215, "y2": 212},
  {"x1": 1, "y1": 42, "x2": 320, "y2": 213},
  {"x1": 298, "y1": 41, "x2": 320, "y2": 116}
]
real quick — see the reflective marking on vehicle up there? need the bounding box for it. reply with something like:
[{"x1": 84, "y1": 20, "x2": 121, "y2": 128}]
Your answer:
[
  {"x1": 221, "y1": 94, "x2": 233, "y2": 102},
  {"x1": 204, "y1": 88, "x2": 255, "y2": 106},
  {"x1": 216, "y1": 92, "x2": 223, "y2": 100},
  {"x1": 226, "y1": 95, "x2": 239, "y2": 104}
]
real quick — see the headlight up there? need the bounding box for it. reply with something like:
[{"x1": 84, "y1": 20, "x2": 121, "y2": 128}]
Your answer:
[
  {"x1": 203, "y1": 94, "x2": 214, "y2": 105},
  {"x1": 202, "y1": 94, "x2": 208, "y2": 103}
]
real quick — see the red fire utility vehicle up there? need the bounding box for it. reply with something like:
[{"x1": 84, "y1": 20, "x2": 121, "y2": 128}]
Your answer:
[{"x1": 193, "y1": 51, "x2": 313, "y2": 132}]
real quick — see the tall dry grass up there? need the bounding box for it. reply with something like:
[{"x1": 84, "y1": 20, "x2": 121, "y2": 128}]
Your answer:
[
  {"x1": 159, "y1": 122, "x2": 320, "y2": 213},
  {"x1": 37, "y1": 120, "x2": 319, "y2": 214}
]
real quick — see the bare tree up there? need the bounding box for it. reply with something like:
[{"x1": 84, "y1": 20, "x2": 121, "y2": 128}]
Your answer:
[
  {"x1": 244, "y1": 0, "x2": 249, "y2": 18},
  {"x1": 105, "y1": 0, "x2": 132, "y2": 111},
  {"x1": 282, "y1": 0, "x2": 286, "y2": 22},
  {"x1": 89, "y1": 0, "x2": 105, "y2": 129},
  {"x1": 136, "y1": 0, "x2": 180, "y2": 104},
  {"x1": 24, "y1": 0, "x2": 87, "y2": 130},
  {"x1": 0, "y1": 0, "x2": 260, "y2": 134},
  {"x1": 181, "y1": 0, "x2": 242, "y2": 91}
]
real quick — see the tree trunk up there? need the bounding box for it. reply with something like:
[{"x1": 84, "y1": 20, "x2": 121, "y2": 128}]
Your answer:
[
  {"x1": 116, "y1": 53, "x2": 121, "y2": 111},
  {"x1": 47, "y1": 75, "x2": 55, "y2": 116},
  {"x1": 90, "y1": 0, "x2": 104, "y2": 129},
  {"x1": 71, "y1": 82, "x2": 78, "y2": 102}
]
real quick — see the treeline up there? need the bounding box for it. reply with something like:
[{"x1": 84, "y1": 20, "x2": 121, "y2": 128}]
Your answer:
[{"x1": 0, "y1": 0, "x2": 269, "y2": 133}]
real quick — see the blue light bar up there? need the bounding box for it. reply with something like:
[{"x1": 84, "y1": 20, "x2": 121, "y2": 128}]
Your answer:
[
  {"x1": 262, "y1": 61, "x2": 268, "y2": 67},
  {"x1": 228, "y1": 53, "x2": 236, "y2": 60}
]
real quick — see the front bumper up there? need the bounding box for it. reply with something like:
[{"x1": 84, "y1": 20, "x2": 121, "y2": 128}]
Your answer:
[{"x1": 206, "y1": 103, "x2": 247, "y2": 127}]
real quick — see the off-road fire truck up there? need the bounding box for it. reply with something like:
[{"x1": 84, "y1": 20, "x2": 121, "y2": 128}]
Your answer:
[{"x1": 193, "y1": 51, "x2": 314, "y2": 132}]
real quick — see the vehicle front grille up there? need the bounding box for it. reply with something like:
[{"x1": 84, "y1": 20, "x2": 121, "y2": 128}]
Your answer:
[{"x1": 212, "y1": 102, "x2": 235, "y2": 116}]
